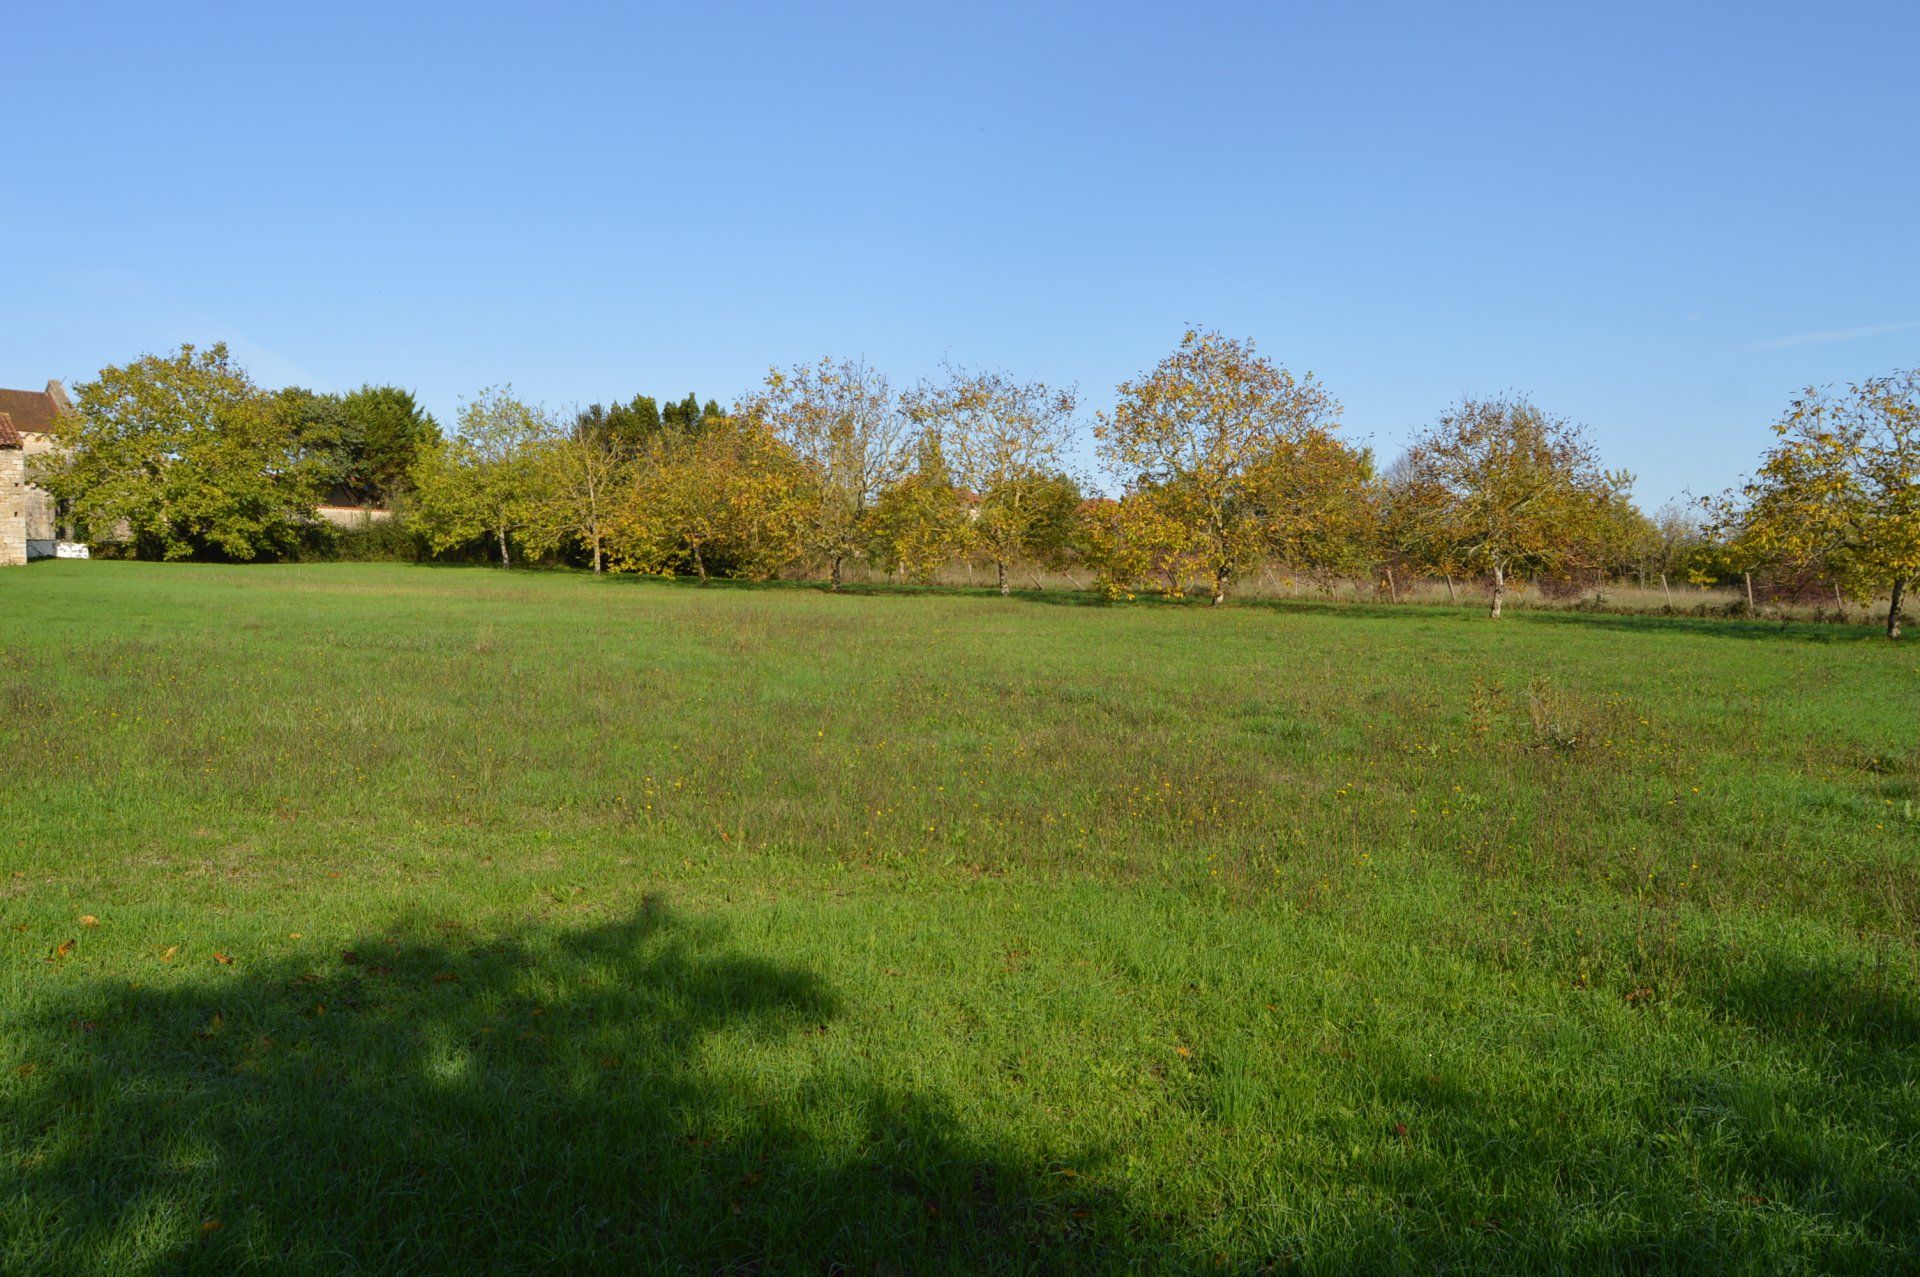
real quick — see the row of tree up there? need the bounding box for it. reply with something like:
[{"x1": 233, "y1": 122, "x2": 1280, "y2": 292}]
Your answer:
[
  {"x1": 28, "y1": 343, "x2": 724, "y2": 566},
  {"x1": 31, "y1": 344, "x2": 438, "y2": 562},
  {"x1": 32, "y1": 335, "x2": 1918, "y2": 637},
  {"x1": 1705, "y1": 370, "x2": 1919, "y2": 639},
  {"x1": 394, "y1": 331, "x2": 1707, "y2": 619}
]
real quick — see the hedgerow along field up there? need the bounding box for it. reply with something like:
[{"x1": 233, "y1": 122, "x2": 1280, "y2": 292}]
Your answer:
[{"x1": 1, "y1": 563, "x2": 1914, "y2": 1274}]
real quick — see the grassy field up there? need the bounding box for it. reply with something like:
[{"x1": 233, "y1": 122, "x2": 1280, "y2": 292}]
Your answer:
[{"x1": 1, "y1": 563, "x2": 1915, "y2": 1274}]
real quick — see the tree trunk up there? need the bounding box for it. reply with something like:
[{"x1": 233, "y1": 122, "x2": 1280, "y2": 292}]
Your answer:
[
  {"x1": 996, "y1": 560, "x2": 1009, "y2": 597},
  {"x1": 1660, "y1": 572, "x2": 1671, "y2": 605},
  {"x1": 1385, "y1": 566, "x2": 1398, "y2": 604},
  {"x1": 497, "y1": 529, "x2": 510, "y2": 569},
  {"x1": 692, "y1": 544, "x2": 707, "y2": 580},
  {"x1": 591, "y1": 531, "x2": 602, "y2": 574},
  {"x1": 1211, "y1": 566, "x2": 1228, "y2": 607},
  {"x1": 1743, "y1": 572, "x2": 1755, "y2": 614},
  {"x1": 1889, "y1": 578, "x2": 1906, "y2": 640},
  {"x1": 830, "y1": 555, "x2": 843, "y2": 590},
  {"x1": 1444, "y1": 574, "x2": 1456, "y2": 605},
  {"x1": 1489, "y1": 562, "x2": 1505, "y2": 619}
]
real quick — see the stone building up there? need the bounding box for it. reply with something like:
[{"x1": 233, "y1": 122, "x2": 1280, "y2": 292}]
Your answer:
[
  {"x1": 1, "y1": 413, "x2": 25, "y2": 566},
  {"x1": 0, "y1": 381, "x2": 72, "y2": 564}
]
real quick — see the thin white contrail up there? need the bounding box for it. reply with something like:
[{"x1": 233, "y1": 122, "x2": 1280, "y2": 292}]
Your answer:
[
  {"x1": 1193, "y1": 263, "x2": 1288, "y2": 308},
  {"x1": 1755, "y1": 320, "x2": 1919, "y2": 349}
]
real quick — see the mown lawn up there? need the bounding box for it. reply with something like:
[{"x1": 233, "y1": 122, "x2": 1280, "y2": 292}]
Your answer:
[{"x1": 1, "y1": 562, "x2": 1915, "y2": 1274}]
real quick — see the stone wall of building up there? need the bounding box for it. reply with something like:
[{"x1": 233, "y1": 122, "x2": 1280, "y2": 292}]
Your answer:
[
  {"x1": 1, "y1": 447, "x2": 27, "y2": 567},
  {"x1": 21, "y1": 433, "x2": 58, "y2": 543}
]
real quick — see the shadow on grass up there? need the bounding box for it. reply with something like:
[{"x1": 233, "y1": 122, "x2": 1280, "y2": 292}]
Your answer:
[
  {"x1": 3, "y1": 901, "x2": 1140, "y2": 1274},
  {"x1": 577, "y1": 567, "x2": 1894, "y2": 638},
  {"x1": 8, "y1": 904, "x2": 1918, "y2": 1273},
  {"x1": 1710, "y1": 949, "x2": 1920, "y2": 1047},
  {"x1": 588, "y1": 570, "x2": 1124, "y2": 608},
  {"x1": 1220, "y1": 594, "x2": 1886, "y2": 643},
  {"x1": 1341, "y1": 968, "x2": 1920, "y2": 1273},
  {"x1": 1495, "y1": 606, "x2": 1886, "y2": 644},
  {"x1": 81, "y1": 560, "x2": 1898, "y2": 644}
]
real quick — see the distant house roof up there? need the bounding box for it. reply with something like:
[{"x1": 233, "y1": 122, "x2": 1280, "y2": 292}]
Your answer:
[
  {"x1": 0, "y1": 381, "x2": 71, "y2": 435},
  {"x1": 0, "y1": 413, "x2": 21, "y2": 449}
]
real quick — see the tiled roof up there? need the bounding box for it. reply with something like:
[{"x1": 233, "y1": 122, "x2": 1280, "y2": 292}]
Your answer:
[
  {"x1": 0, "y1": 412, "x2": 21, "y2": 449},
  {"x1": 0, "y1": 383, "x2": 65, "y2": 435}
]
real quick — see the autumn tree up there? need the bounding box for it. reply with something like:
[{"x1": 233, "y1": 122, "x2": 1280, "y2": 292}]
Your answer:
[
  {"x1": 1690, "y1": 497, "x2": 1772, "y2": 612},
  {"x1": 605, "y1": 415, "x2": 813, "y2": 580},
  {"x1": 1094, "y1": 329, "x2": 1350, "y2": 605},
  {"x1": 1245, "y1": 430, "x2": 1378, "y2": 588},
  {"x1": 1633, "y1": 501, "x2": 1707, "y2": 602},
  {"x1": 744, "y1": 358, "x2": 908, "y2": 588},
  {"x1": 408, "y1": 387, "x2": 555, "y2": 567},
  {"x1": 1591, "y1": 491, "x2": 1656, "y2": 592},
  {"x1": 1394, "y1": 396, "x2": 1628, "y2": 617},
  {"x1": 1728, "y1": 370, "x2": 1920, "y2": 638},
  {"x1": 523, "y1": 409, "x2": 628, "y2": 572},
  {"x1": 1076, "y1": 494, "x2": 1202, "y2": 599},
  {"x1": 1019, "y1": 472, "x2": 1087, "y2": 577},
  {"x1": 903, "y1": 365, "x2": 1080, "y2": 595},
  {"x1": 1379, "y1": 454, "x2": 1469, "y2": 603},
  {"x1": 869, "y1": 436, "x2": 972, "y2": 583},
  {"x1": 34, "y1": 342, "x2": 324, "y2": 561}
]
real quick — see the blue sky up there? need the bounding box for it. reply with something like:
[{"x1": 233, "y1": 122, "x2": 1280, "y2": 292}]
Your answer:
[{"x1": 8, "y1": 2, "x2": 1917, "y2": 504}]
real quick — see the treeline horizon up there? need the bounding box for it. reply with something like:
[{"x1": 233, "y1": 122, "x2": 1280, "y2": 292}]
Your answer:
[{"x1": 25, "y1": 333, "x2": 1919, "y2": 638}]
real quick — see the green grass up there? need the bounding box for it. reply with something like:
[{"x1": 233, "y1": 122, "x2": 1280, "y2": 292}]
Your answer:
[{"x1": 1, "y1": 562, "x2": 1915, "y2": 1274}]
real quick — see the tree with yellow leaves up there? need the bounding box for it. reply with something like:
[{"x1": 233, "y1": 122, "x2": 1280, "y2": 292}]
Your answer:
[
  {"x1": 605, "y1": 415, "x2": 814, "y2": 580},
  {"x1": 1394, "y1": 396, "x2": 1629, "y2": 618},
  {"x1": 1094, "y1": 330, "x2": 1355, "y2": 605},
  {"x1": 868, "y1": 434, "x2": 972, "y2": 584},
  {"x1": 1076, "y1": 493, "x2": 1203, "y2": 600},
  {"x1": 1244, "y1": 428, "x2": 1378, "y2": 589},
  {"x1": 742, "y1": 357, "x2": 908, "y2": 589},
  {"x1": 1379, "y1": 454, "x2": 1469, "y2": 603},
  {"x1": 903, "y1": 364, "x2": 1081, "y2": 595},
  {"x1": 521, "y1": 410, "x2": 629, "y2": 572},
  {"x1": 407, "y1": 387, "x2": 555, "y2": 568},
  {"x1": 1728, "y1": 370, "x2": 1919, "y2": 638}
]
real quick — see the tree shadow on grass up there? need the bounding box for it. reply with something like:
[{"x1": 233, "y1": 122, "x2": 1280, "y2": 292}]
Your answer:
[
  {"x1": 2, "y1": 900, "x2": 1142, "y2": 1275},
  {"x1": 590, "y1": 571, "x2": 1123, "y2": 608},
  {"x1": 1214, "y1": 594, "x2": 1883, "y2": 643},
  {"x1": 1327, "y1": 951, "x2": 1920, "y2": 1274},
  {"x1": 375, "y1": 564, "x2": 1896, "y2": 642},
  {"x1": 9, "y1": 906, "x2": 1915, "y2": 1275},
  {"x1": 1710, "y1": 950, "x2": 1920, "y2": 1047},
  {"x1": 1496, "y1": 606, "x2": 1883, "y2": 644}
]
